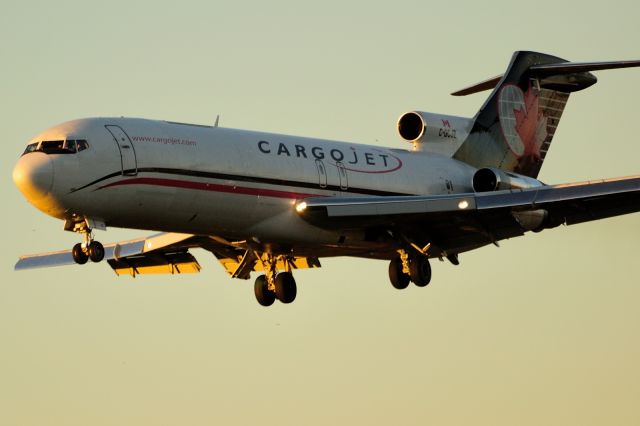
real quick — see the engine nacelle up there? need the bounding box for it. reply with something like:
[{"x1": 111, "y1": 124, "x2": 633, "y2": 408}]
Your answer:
[
  {"x1": 472, "y1": 167, "x2": 545, "y2": 192},
  {"x1": 397, "y1": 111, "x2": 472, "y2": 144},
  {"x1": 512, "y1": 209, "x2": 548, "y2": 232}
]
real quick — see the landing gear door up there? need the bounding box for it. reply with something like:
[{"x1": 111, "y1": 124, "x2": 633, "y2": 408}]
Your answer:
[{"x1": 105, "y1": 125, "x2": 137, "y2": 176}]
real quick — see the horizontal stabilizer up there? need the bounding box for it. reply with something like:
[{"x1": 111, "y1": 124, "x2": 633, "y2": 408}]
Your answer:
[
  {"x1": 452, "y1": 59, "x2": 640, "y2": 96},
  {"x1": 451, "y1": 75, "x2": 503, "y2": 96},
  {"x1": 529, "y1": 60, "x2": 640, "y2": 75}
]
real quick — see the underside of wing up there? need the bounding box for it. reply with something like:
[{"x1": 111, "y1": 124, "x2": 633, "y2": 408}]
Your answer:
[
  {"x1": 196, "y1": 237, "x2": 321, "y2": 280},
  {"x1": 15, "y1": 233, "x2": 203, "y2": 274},
  {"x1": 16, "y1": 232, "x2": 322, "y2": 279},
  {"x1": 297, "y1": 176, "x2": 640, "y2": 257}
]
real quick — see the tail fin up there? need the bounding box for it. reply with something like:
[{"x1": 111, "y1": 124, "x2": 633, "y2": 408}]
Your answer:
[{"x1": 453, "y1": 51, "x2": 640, "y2": 178}]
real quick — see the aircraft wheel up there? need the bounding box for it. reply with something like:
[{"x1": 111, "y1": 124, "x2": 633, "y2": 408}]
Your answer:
[
  {"x1": 88, "y1": 241, "x2": 105, "y2": 263},
  {"x1": 72, "y1": 243, "x2": 88, "y2": 265},
  {"x1": 388, "y1": 257, "x2": 410, "y2": 289},
  {"x1": 254, "y1": 275, "x2": 275, "y2": 307},
  {"x1": 275, "y1": 272, "x2": 297, "y2": 304},
  {"x1": 409, "y1": 256, "x2": 431, "y2": 287}
]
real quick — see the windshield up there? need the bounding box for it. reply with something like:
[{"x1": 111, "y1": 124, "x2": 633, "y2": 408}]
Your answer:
[
  {"x1": 22, "y1": 139, "x2": 89, "y2": 156},
  {"x1": 23, "y1": 142, "x2": 38, "y2": 155}
]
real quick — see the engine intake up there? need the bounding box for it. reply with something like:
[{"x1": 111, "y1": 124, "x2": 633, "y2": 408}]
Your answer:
[
  {"x1": 397, "y1": 112, "x2": 426, "y2": 141},
  {"x1": 396, "y1": 111, "x2": 472, "y2": 144},
  {"x1": 473, "y1": 167, "x2": 545, "y2": 192}
]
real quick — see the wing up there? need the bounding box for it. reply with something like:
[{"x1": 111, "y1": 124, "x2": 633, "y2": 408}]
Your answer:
[
  {"x1": 15, "y1": 233, "x2": 203, "y2": 274},
  {"x1": 297, "y1": 176, "x2": 640, "y2": 257},
  {"x1": 15, "y1": 232, "x2": 321, "y2": 278}
]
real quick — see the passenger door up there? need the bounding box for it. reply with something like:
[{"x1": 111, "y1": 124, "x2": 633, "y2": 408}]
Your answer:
[{"x1": 105, "y1": 125, "x2": 137, "y2": 176}]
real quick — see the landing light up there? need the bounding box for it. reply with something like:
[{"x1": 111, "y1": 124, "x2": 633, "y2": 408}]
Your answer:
[
  {"x1": 458, "y1": 200, "x2": 469, "y2": 209},
  {"x1": 295, "y1": 201, "x2": 307, "y2": 213}
]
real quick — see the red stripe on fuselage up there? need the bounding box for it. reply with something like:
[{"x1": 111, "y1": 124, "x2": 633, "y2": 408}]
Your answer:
[{"x1": 97, "y1": 177, "x2": 324, "y2": 199}]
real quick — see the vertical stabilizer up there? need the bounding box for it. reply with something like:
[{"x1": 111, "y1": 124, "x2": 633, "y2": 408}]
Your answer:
[{"x1": 453, "y1": 51, "x2": 592, "y2": 178}]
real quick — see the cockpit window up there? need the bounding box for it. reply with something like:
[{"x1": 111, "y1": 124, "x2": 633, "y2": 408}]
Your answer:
[
  {"x1": 39, "y1": 140, "x2": 74, "y2": 154},
  {"x1": 21, "y1": 139, "x2": 90, "y2": 156},
  {"x1": 76, "y1": 139, "x2": 89, "y2": 151},
  {"x1": 22, "y1": 143, "x2": 39, "y2": 155}
]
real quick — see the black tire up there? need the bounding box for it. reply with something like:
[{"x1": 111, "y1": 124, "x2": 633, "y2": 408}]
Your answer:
[
  {"x1": 72, "y1": 243, "x2": 88, "y2": 265},
  {"x1": 88, "y1": 241, "x2": 105, "y2": 263},
  {"x1": 254, "y1": 275, "x2": 275, "y2": 307},
  {"x1": 388, "y1": 257, "x2": 410, "y2": 289},
  {"x1": 409, "y1": 256, "x2": 431, "y2": 287},
  {"x1": 275, "y1": 272, "x2": 297, "y2": 304}
]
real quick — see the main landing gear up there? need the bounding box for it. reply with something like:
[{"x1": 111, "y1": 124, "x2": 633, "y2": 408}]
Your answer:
[
  {"x1": 253, "y1": 254, "x2": 297, "y2": 306},
  {"x1": 388, "y1": 248, "x2": 432, "y2": 290},
  {"x1": 70, "y1": 222, "x2": 105, "y2": 265}
]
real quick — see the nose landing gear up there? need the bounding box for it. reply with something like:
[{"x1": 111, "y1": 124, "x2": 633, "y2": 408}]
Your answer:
[
  {"x1": 72, "y1": 239, "x2": 105, "y2": 264},
  {"x1": 70, "y1": 221, "x2": 105, "y2": 265},
  {"x1": 72, "y1": 243, "x2": 88, "y2": 265}
]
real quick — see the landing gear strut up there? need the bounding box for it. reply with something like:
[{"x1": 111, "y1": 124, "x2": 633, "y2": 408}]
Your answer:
[
  {"x1": 253, "y1": 254, "x2": 298, "y2": 306},
  {"x1": 70, "y1": 221, "x2": 104, "y2": 265}
]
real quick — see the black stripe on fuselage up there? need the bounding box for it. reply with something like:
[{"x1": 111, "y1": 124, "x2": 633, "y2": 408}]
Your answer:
[{"x1": 69, "y1": 167, "x2": 413, "y2": 197}]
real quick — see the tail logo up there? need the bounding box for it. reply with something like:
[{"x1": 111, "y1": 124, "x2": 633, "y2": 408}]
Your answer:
[{"x1": 498, "y1": 83, "x2": 548, "y2": 166}]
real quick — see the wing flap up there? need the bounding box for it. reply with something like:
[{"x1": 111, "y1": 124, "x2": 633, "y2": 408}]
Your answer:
[
  {"x1": 108, "y1": 251, "x2": 201, "y2": 277},
  {"x1": 305, "y1": 194, "x2": 477, "y2": 219},
  {"x1": 214, "y1": 250, "x2": 321, "y2": 279}
]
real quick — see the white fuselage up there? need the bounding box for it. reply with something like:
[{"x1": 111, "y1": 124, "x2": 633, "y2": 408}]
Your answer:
[{"x1": 14, "y1": 117, "x2": 477, "y2": 254}]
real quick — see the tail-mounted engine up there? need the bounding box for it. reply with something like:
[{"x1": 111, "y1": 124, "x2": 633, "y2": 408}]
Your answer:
[
  {"x1": 472, "y1": 167, "x2": 545, "y2": 192},
  {"x1": 397, "y1": 111, "x2": 473, "y2": 145}
]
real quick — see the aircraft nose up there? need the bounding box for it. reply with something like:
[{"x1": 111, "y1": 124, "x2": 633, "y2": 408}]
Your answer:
[{"x1": 12, "y1": 153, "x2": 54, "y2": 200}]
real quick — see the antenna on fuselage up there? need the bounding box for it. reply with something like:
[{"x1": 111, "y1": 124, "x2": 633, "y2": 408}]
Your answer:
[{"x1": 214, "y1": 115, "x2": 220, "y2": 127}]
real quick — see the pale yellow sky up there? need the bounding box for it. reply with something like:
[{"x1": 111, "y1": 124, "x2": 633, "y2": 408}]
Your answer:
[{"x1": 1, "y1": 1, "x2": 639, "y2": 425}]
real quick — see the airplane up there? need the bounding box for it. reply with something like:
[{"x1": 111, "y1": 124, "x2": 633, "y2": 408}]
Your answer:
[{"x1": 12, "y1": 51, "x2": 640, "y2": 306}]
